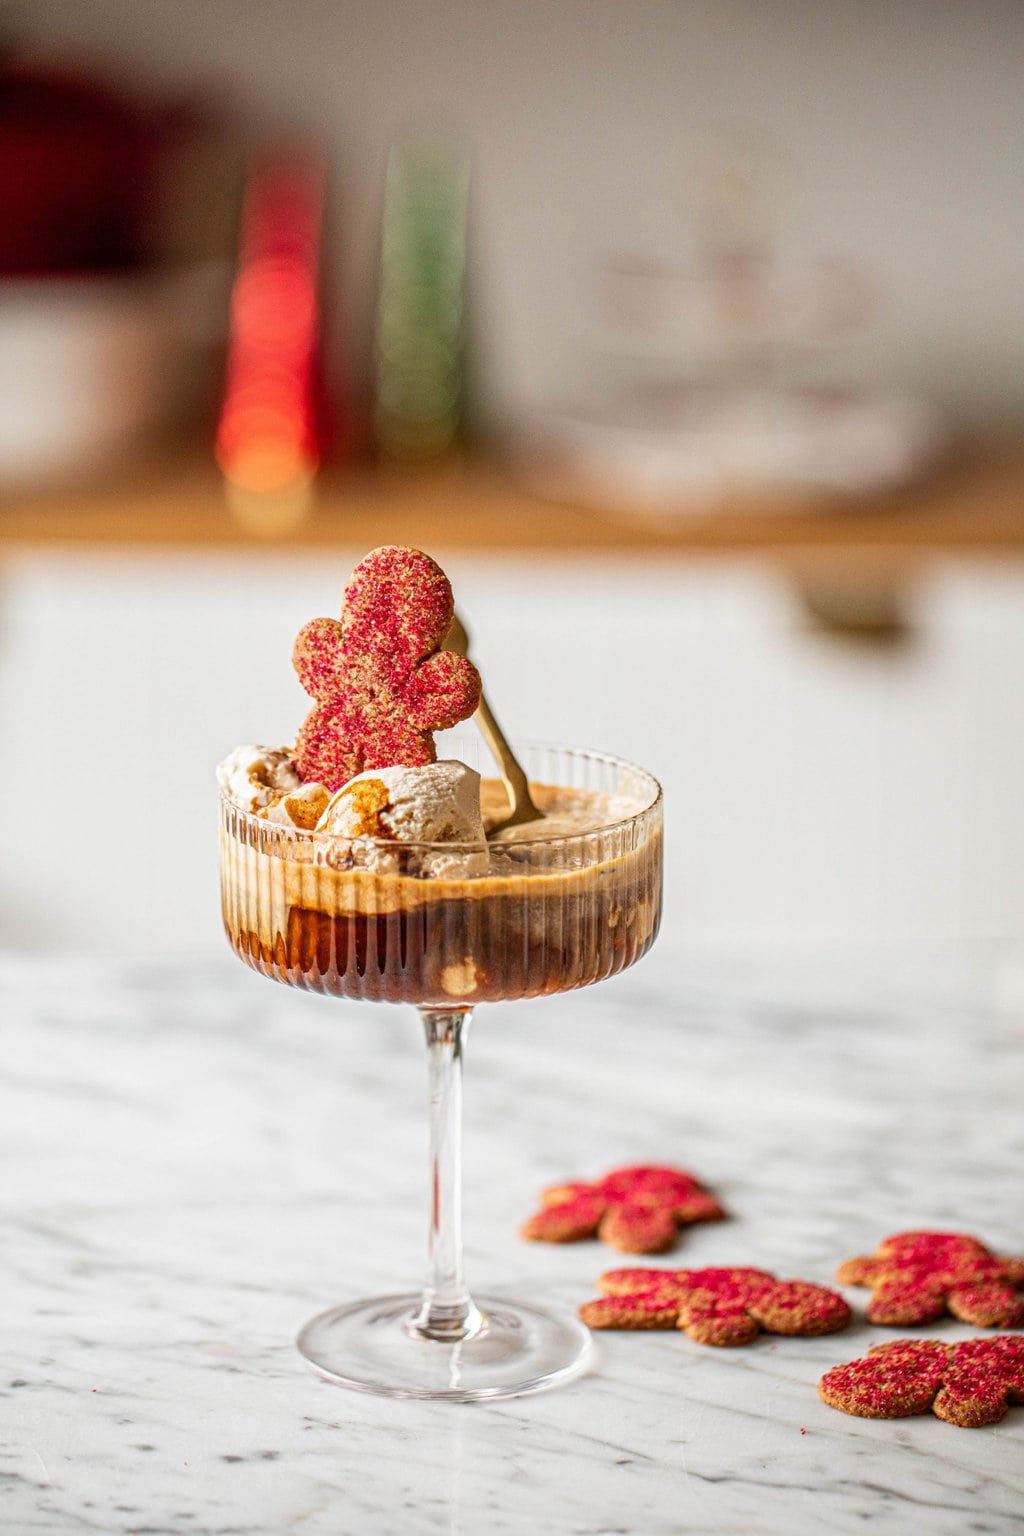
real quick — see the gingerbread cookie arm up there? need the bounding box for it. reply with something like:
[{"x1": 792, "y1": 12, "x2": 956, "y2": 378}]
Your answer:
[
  {"x1": 933, "y1": 1338, "x2": 1024, "y2": 1427},
  {"x1": 293, "y1": 617, "x2": 346, "y2": 701},
  {"x1": 835, "y1": 1254, "x2": 880, "y2": 1286},
  {"x1": 672, "y1": 1190, "x2": 728, "y2": 1225},
  {"x1": 999, "y1": 1255, "x2": 1024, "y2": 1286},
  {"x1": 403, "y1": 649, "x2": 482, "y2": 731},
  {"x1": 580, "y1": 1292, "x2": 684, "y2": 1330},
  {"x1": 946, "y1": 1281, "x2": 1024, "y2": 1328},
  {"x1": 596, "y1": 1267, "x2": 679, "y2": 1296},
  {"x1": 583, "y1": 1269, "x2": 690, "y2": 1329},
  {"x1": 520, "y1": 1186, "x2": 608, "y2": 1243},
  {"x1": 292, "y1": 618, "x2": 363, "y2": 786}
]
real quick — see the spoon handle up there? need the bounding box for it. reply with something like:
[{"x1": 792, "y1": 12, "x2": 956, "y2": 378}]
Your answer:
[{"x1": 447, "y1": 615, "x2": 543, "y2": 829}]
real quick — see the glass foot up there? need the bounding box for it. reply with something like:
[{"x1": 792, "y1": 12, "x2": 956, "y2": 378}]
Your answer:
[{"x1": 296, "y1": 1292, "x2": 592, "y2": 1401}]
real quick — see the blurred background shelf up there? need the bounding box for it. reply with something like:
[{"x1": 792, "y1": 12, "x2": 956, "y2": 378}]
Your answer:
[
  {"x1": 3, "y1": 443, "x2": 1024, "y2": 570},
  {"x1": 3, "y1": 0, "x2": 1024, "y2": 962}
]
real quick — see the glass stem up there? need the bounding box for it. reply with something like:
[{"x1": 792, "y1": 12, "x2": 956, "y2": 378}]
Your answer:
[{"x1": 409, "y1": 1008, "x2": 484, "y2": 1343}]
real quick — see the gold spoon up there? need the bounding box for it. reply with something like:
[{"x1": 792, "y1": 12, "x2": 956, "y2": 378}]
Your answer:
[{"x1": 446, "y1": 614, "x2": 545, "y2": 834}]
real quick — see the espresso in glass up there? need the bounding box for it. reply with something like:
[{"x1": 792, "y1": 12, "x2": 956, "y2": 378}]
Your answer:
[{"x1": 222, "y1": 766, "x2": 661, "y2": 1007}]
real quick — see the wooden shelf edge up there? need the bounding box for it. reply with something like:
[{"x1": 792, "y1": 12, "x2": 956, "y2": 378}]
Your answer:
[{"x1": 2, "y1": 446, "x2": 1024, "y2": 565}]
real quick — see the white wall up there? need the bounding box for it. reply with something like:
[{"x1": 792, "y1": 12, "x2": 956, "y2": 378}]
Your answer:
[
  {"x1": 3, "y1": 548, "x2": 1023, "y2": 954},
  {"x1": 20, "y1": 0, "x2": 1024, "y2": 431}
]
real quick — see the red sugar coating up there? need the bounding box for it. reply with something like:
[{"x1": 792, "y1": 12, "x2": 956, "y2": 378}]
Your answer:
[
  {"x1": 819, "y1": 1335, "x2": 1024, "y2": 1427},
  {"x1": 836, "y1": 1230, "x2": 1024, "y2": 1328},
  {"x1": 581, "y1": 1265, "x2": 852, "y2": 1346},
  {"x1": 291, "y1": 546, "x2": 481, "y2": 790},
  {"x1": 520, "y1": 1165, "x2": 726, "y2": 1255}
]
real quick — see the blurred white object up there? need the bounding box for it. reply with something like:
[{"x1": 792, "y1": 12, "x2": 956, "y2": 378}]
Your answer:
[
  {"x1": 515, "y1": 124, "x2": 948, "y2": 513},
  {"x1": 513, "y1": 248, "x2": 945, "y2": 511},
  {"x1": 0, "y1": 264, "x2": 225, "y2": 486},
  {"x1": 515, "y1": 388, "x2": 944, "y2": 511},
  {"x1": 599, "y1": 253, "x2": 874, "y2": 365}
]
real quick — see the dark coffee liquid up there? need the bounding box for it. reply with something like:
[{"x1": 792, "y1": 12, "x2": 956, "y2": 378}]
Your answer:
[{"x1": 230, "y1": 869, "x2": 660, "y2": 1006}]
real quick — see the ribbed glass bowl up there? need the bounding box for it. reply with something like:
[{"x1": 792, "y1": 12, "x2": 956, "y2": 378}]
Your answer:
[{"x1": 220, "y1": 742, "x2": 662, "y2": 1008}]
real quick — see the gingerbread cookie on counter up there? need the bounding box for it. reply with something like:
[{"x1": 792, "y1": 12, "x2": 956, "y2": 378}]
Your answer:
[{"x1": 581, "y1": 1265, "x2": 852, "y2": 1346}]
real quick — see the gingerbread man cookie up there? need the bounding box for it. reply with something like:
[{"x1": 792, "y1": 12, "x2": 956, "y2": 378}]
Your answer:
[
  {"x1": 292, "y1": 546, "x2": 481, "y2": 790},
  {"x1": 819, "y1": 1336, "x2": 1024, "y2": 1427},
  {"x1": 836, "y1": 1231, "x2": 1024, "y2": 1328},
  {"x1": 520, "y1": 1165, "x2": 726, "y2": 1255},
  {"x1": 581, "y1": 1265, "x2": 851, "y2": 1346}
]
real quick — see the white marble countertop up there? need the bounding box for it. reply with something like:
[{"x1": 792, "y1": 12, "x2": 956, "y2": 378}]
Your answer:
[{"x1": 3, "y1": 945, "x2": 1023, "y2": 1535}]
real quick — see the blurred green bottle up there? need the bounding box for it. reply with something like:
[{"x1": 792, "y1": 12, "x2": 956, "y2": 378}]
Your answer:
[{"x1": 374, "y1": 137, "x2": 469, "y2": 463}]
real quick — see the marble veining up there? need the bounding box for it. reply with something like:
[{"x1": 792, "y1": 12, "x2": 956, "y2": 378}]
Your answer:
[{"x1": 2, "y1": 946, "x2": 1023, "y2": 1535}]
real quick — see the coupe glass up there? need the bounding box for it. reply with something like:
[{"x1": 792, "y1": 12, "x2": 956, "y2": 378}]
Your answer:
[{"x1": 219, "y1": 741, "x2": 662, "y2": 1400}]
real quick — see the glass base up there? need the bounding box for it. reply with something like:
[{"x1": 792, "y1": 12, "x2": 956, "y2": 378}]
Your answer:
[{"x1": 296, "y1": 1292, "x2": 592, "y2": 1401}]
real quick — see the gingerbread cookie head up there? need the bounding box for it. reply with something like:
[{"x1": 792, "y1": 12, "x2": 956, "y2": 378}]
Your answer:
[
  {"x1": 292, "y1": 546, "x2": 481, "y2": 790},
  {"x1": 836, "y1": 1230, "x2": 1024, "y2": 1328}
]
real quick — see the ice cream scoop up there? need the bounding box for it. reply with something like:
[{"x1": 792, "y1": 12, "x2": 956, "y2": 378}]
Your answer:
[
  {"x1": 316, "y1": 760, "x2": 489, "y2": 877},
  {"x1": 217, "y1": 744, "x2": 302, "y2": 811},
  {"x1": 217, "y1": 744, "x2": 329, "y2": 826}
]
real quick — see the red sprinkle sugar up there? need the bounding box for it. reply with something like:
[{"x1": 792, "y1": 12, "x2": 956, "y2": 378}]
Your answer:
[
  {"x1": 580, "y1": 1265, "x2": 852, "y2": 1347},
  {"x1": 836, "y1": 1230, "x2": 1024, "y2": 1328},
  {"x1": 292, "y1": 546, "x2": 481, "y2": 790},
  {"x1": 820, "y1": 1335, "x2": 1024, "y2": 1427},
  {"x1": 521, "y1": 1164, "x2": 726, "y2": 1255}
]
